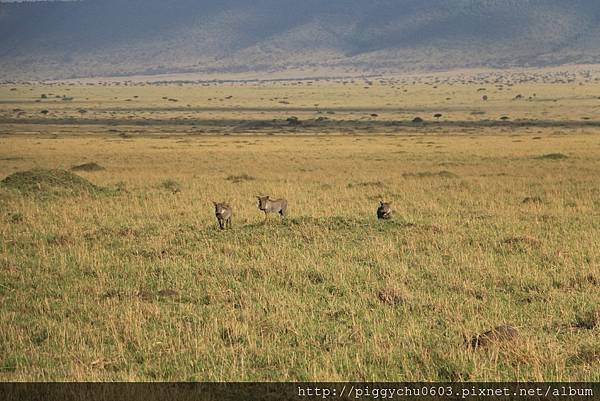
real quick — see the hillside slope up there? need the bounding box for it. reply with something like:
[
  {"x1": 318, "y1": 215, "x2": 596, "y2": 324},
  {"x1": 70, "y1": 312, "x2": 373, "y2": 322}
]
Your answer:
[{"x1": 2, "y1": 0, "x2": 600, "y2": 80}]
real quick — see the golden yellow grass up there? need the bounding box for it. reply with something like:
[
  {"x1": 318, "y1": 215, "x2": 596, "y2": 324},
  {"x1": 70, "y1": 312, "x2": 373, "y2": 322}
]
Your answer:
[
  {"x1": 2, "y1": 73, "x2": 600, "y2": 127},
  {"x1": 0, "y1": 76, "x2": 599, "y2": 381}
]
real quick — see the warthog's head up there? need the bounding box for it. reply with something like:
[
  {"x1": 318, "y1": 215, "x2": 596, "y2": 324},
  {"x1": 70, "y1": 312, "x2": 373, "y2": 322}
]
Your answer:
[
  {"x1": 213, "y1": 202, "x2": 229, "y2": 217},
  {"x1": 257, "y1": 196, "x2": 270, "y2": 210}
]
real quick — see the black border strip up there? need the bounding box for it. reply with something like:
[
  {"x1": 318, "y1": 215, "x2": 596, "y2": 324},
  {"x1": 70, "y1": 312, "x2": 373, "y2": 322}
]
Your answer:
[{"x1": 0, "y1": 382, "x2": 598, "y2": 401}]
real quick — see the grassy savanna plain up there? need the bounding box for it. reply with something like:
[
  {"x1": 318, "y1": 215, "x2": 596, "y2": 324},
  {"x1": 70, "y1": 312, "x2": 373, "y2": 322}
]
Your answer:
[{"x1": 0, "y1": 71, "x2": 599, "y2": 381}]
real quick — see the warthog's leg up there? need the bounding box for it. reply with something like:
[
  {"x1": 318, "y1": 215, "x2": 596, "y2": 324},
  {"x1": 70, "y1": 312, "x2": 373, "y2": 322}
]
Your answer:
[
  {"x1": 227, "y1": 216, "x2": 232, "y2": 229},
  {"x1": 218, "y1": 218, "x2": 225, "y2": 230}
]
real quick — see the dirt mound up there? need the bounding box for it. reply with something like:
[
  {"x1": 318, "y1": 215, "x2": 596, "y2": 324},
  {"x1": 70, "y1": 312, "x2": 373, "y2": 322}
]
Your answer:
[
  {"x1": 502, "y1": 235, "x2": 541, "y2": 247},
  {"x1": 71, "y1": 162, "x2": 105, "y2": 172},
  {"x1": 468, "y1": 325, "x2": 519, "y2": 349},
  {"x1": 1, "y1": 168, "x2": 104, "y2": 196}
]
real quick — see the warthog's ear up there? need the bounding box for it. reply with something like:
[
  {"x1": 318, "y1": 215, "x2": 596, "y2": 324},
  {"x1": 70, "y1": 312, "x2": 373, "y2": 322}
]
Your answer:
[
  {"x1": 212, "y1": 201, "x2": 217, "y2": 206},
  {"x1": 380, "y1": 200, "x2": 384, "y2": 206}
]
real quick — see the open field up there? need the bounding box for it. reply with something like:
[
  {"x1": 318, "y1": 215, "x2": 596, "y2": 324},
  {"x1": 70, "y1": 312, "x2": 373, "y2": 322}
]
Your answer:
[
  {"x1": 0, "y1": 73, "x2": 599, "y2": 381},
  {"x1": 3, "y1": 69, "x2": 600, "y2": 136}
]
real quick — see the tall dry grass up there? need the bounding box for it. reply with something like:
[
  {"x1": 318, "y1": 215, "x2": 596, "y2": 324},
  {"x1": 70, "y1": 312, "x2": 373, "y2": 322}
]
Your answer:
[{"x1": 1, "y1": 130, "x2": 598, "y2": 381}]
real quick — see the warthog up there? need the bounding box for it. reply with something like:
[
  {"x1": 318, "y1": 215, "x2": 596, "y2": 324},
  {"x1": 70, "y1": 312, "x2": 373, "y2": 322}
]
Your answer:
[
  {"x1": 213, "y1": 202, "x2": 232, "y2": 229},
  {"x1": 257, "y1": 196, "x2": 288, "y2": 219},
  {"x1": 377, "y1": 201, "x2": 392, "y2": 219}
]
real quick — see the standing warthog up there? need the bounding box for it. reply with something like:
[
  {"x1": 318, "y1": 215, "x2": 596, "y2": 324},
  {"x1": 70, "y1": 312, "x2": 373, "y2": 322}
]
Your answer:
[
  {"x1": 377, "y1": 201, "x2": 392, "y2": 219},
  {"x1": 257, "y1": 196, "x2": 288, "y2": 219},
  {"x1": 213, "y1": 202, "x2": 232, "y2": 229}
]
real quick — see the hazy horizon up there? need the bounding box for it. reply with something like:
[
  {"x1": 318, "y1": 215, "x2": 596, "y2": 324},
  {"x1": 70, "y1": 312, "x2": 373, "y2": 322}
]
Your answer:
[{"x1": 2, "y1": 0, "x2": 600, "y2": 80}]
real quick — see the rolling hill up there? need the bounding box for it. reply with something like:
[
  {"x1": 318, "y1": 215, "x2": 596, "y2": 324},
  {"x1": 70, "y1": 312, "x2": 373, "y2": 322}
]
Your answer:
[{"x1": 2, "y1": 0, "x2": 600, "y2": 80}]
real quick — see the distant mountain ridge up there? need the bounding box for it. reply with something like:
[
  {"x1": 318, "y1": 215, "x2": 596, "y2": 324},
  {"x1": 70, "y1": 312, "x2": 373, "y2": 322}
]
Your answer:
[{"x1": 2, "y1": 0, "x2": 600, "y2": 80}]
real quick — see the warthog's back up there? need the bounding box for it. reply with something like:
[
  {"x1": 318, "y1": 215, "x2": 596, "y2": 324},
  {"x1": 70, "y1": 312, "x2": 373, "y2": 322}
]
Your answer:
[
  {"x1": 258, "y1": 196, "x2": 288, "y2": 217},
  {"x1": 266, "y1": 198, "x2": 287, "y2": 212}
]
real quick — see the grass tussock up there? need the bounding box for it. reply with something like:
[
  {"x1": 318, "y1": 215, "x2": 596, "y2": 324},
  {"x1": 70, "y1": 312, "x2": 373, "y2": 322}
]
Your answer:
[
  {"x1": 347, "y1": 181, "x2": 386, "y2": 188},
  {"x1": 536, "y1": 153, "x2": 569, "y2": 160},
  {"x1": 377, "y1": 285, "x2": 409, "y2": 306},
  {"x1": 522, "y1": 196, "x2": 544, "y2": 204},
  {"x1": 568, "y1": 344, "x2": 600, "y2": 365},
  {"x1": 402, "y1": 170, "x2": 458, "y2": 179},
  {"x1": 8, "y1": 212, "x2": 24, "y2": 223},
  {"x1": 159, "y1": 179, "x2": 181, "y2": 193},
  {"x1": 573, "y1": 308, "x2": 600, "y2": 330},
  {"x1": 226, "y1": 173, "x2": 255, "y2": 183}
]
